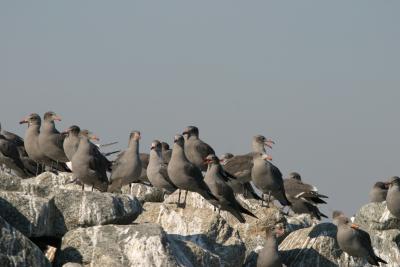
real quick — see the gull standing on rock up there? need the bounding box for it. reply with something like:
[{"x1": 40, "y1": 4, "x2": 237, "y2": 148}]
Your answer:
[
  {"x1": 182, "y1": 126, "x2": 215, "y2": 172},
  {"x1": 204, "y1": 154, "x2": 257, "y2": 223},
  {"x1": 251, "y1": 153, "x2": 291, "y2": 207},
  {"x1": 147, "y1": 140, "x2": 177, "y2": 196},
  {"x1": 335, "y1": 214, "x2": 387, "y2": 266},
  {"x1": 38, "y1": 111, "x2": 69, "y2": 164},
  {"x1": 20, "y1": 113, "x2": 69, "y2": 173},
  {"x1": 222, "y1": 135, "x2": 274, "y2": 195},
  {"x1": 62, "y1": 125, "x2": 82, "y2": 161},
  {"x1": 71, "y1": 130, "x2": 109, "y2": 192},
  {"x1": 386, "y1": 176, "x2": 400, "y2": 218},
  {"x1": 108, "y1": 131, "x2": 142, "y2": 192},
  {"x1": 0, "y1": 134, "x2": 31, "y2": 177},
  {"x1": 0, "y1": 122, "x2": 41, "y2": 176},
  {"x1": 284, "y1": 172, "x2": 328, "y2": 204},
  {"x1": 167, "y1": 135, "x2": 218, "y2": 207}
]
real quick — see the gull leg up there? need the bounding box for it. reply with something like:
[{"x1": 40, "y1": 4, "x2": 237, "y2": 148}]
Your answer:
[
  {"x1": 182, "y1": 190, "x2": 188, "y2": 208},
  {"x1": 177, "y1": 189, "x2": 181, "y2": 207}
]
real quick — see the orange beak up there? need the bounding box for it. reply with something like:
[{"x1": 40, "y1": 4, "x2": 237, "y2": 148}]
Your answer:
[{"x1": 350, "y1": 223, "x2": 360, "y2": 229}]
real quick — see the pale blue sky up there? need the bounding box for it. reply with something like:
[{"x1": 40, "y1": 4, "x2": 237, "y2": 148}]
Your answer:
[{"x1": 1, "y1": 1, "x2": 399, "y2": 216}]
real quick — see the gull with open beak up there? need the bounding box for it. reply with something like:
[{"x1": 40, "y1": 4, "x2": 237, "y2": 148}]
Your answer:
[{"x1": 222, "y1": 135, "x2": 275, "y2": 195}]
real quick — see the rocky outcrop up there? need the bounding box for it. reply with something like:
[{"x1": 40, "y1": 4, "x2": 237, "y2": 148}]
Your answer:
[
  {"x1": 1, "y1": 170, "x2": 399, "y2": 267},
  {"x1": 0, "y1": 171, "x2": 143, "y2": 238},
  {"x1": 138, "y1": 190, "x2": 313, "y2": 267},
  {"x1": 0, "y1": 215, "x2": 51, "y2": 267},
  {"x1": 278, "y1": 202, "x2": 399, "y2": 266},
  {"x1": 354, "y1": 201, "x2": 400, "y2": 266},
  {"x1": 55, "y1": 223, "x2": 220, "y2": 267}
]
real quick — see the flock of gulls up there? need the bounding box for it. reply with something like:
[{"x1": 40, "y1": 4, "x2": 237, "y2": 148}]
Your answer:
[{"x1": 0, "y1": 111, "x2": 399, "y2": 266}]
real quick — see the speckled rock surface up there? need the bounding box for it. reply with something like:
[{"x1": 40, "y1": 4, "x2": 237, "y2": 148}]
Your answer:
[
  {"x1": 0, "y1": 215, "x2": 51, "y2": 267},
  {"x1": 55, "y1": 223, "x2": 219, "y2": 267},
  {"x1": 121, "y1": 183, "x2": 166, "y2": 203},
  {"x1": 52, "y1": 189, "x2": 143, "y2": 237},
  {"x1": 0, "y1": 191, "x2": 55, "y2": 237}
]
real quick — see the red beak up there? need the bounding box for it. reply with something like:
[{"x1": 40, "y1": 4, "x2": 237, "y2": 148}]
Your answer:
[{"x1": 19, "y1": 119, "x2": 28, "y2": 124}]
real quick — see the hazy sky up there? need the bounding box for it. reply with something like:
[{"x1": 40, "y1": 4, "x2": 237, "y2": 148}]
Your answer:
[{"x1": 1, "y1": 1, "x2": 399, "y2": 216}]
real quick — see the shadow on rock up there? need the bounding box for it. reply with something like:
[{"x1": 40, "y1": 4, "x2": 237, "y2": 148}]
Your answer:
[
  {"x1": 308, "y1": 223, "x2": 337, "y2": 239},
  {"x1": 54, "y1": 246, "x2": 83, "y2": 267},
  {"x1": 0, "y1": 196, "x2": 33, "y2": 235},
  {"x1": 281, "y1": 248, "x2": 339, "y2": 267},
  {"x1": 168, "y1": 233, "x2": 245, "y2": 267}
]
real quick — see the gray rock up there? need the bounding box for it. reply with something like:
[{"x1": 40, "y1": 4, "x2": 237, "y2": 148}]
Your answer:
[
  {"x1": 354, "y1": 201, "x2": 400, "y2": 231},
  {"x1": 279, "y1": 223, "x2": 363, "y2": 266},
  {"x1": 55, "y1": 223, "x2": 218, "y2": 267},
  {"x1": 0, "y1": 191, "x2": 55, "y2": 237},
  {"x1": 278, "y1": 221, "x2": 396, "y2": 267},
  {"x1": 20, "y1": 172, "x2": 79, "y2": 198},
  {"x1": 353, "y1": 201, "x2": 400, "y2": 265},
  {"x1": 53, "y1": 189, "x2": 142, "y2": 237},
  {"x1": 0, "y1": 171, "x2": 22, "y2": 191},
  {"x1": 0, "y1": 215, "x2": 51, "y2": 267},
  {"x1": 121, "y1": 183, "x2": 165, "y2": 203}
]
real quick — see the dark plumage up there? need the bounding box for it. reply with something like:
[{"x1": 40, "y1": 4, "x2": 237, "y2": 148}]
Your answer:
[
  {"x1": 335, "y1": 215, "x2": 387, "y2": 266},
  {"x1": 167, "y1": 135, "x2": 218, "y2": 206},
  {"x1": 71, "y1": 130, "x2": 109, "y2": 192},
  {"x1": 284, "y1": 172, "x2": 328, "y2": 205},
  {"x1": 369, "y1": 181, "x2": 388, "y2": 203},
  {"x1": 147, "y1": 140, "x2": 177, "y2": 194},
  {"x1": 38, "y1": 111, "x2": 69, "y2": 162},
  {"x1": 251, "y1": 153, "x2": 291, "y2": 207},
  {"x1": 182, "y1": 126, "x2": 215, "y2": 171},
  {"x1": 204, "y1": 154, "x2": 257, "y2": 223}
]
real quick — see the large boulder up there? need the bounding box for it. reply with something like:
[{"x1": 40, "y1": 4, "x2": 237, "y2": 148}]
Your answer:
[
  {"x1": 138, "y1": 191, "x2": 313, "y2": 267},
  {"x1": 55, "y1": 223, "x2": 219, "y2": 267},
  {"x1": 0, "y1": 171, "x2": 143, "y2": 238},
  {"x1": 0, "y1": 215, "x2": 51, "y2": 267},
  {"x1": 278, "y1": 223, "x2": 366, "y2": 266},
  {"x1": 21, "y1": 172, "x2": 81, "y2": 197},
  {"x1": 53, "y1": 189, "x2": 143, "y2": 237},
  {"x1": 353, "y1": 201, "x2": 400, "y2": 266},
  {"x1": 0, "y1": 191, "x2": 55, "y2": 237},
  {"x1": 138, "y1": 191, "x2": 247, "y2": 267}
]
